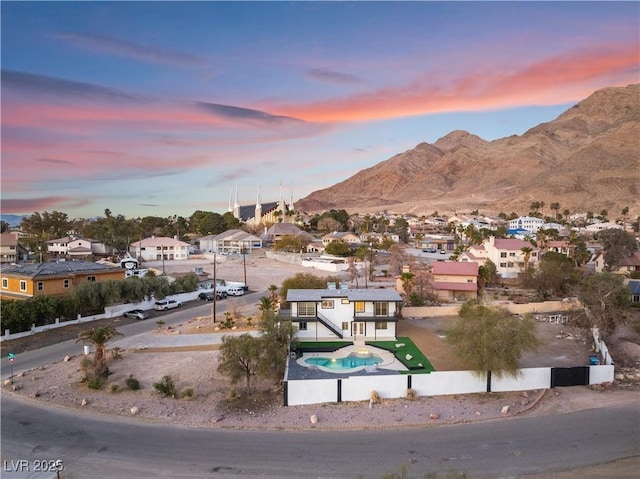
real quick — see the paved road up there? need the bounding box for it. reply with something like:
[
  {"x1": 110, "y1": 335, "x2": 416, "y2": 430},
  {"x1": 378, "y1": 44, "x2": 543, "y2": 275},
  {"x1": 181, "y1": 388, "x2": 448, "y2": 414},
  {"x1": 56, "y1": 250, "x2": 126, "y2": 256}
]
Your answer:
[
  {"x1": 0, "y1": 291, "x2": 264, "y2": 380},
  {"x1": 1, "y1": 393, "x2": 638, "y2": 478}
]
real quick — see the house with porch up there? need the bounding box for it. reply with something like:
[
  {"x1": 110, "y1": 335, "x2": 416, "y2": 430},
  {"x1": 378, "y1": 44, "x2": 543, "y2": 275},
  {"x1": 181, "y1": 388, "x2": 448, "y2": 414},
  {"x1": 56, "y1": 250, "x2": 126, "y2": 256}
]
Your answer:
[{"x1": 285, "y1": 285, "x2": 402, "y2": 342}]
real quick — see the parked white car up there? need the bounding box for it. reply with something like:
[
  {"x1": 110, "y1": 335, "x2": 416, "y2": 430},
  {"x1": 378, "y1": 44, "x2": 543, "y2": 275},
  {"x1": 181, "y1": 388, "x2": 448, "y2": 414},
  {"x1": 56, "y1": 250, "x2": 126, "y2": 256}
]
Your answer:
[
  {"x1": 154, "y1": 299, "x2": 182, "y2": 311},
  {"x1": 226, "y1": 286, "x2": 245, "y2": 296}
]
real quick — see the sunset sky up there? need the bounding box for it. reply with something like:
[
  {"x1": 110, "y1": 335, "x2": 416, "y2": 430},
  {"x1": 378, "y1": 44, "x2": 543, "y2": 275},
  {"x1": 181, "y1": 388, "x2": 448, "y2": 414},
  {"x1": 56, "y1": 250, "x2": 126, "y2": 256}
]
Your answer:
[{"x1": 2, "y1": 1, "x2": 638, "y2": 219}]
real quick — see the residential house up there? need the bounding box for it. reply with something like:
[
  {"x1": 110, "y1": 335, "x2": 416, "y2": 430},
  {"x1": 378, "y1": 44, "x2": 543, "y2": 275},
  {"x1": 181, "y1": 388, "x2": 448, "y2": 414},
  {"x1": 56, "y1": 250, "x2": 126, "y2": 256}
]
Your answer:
[
  {"x1": 429, "y1": 261, "x2": 479, "y2": 302},
  {"x1": 0, "y1": 260, "x2": 125, "y2": 301},
  {"x1": 129, "y1": 236, "x2": 190, "y2": 262},
  {"x1": 460, "y1": 236, "x2": 540, "y2": 279},
  {"x1": 322, "y1": 231, "x2": 360, "y2": 247},
  {"x1": 199, "y1": 229, "x2": 262, "y2": 254},
  {"x1": 594, "y1": 250, "x2": 640, "y2": 275},
  {"x1": 626, "y1": 279, "x2": 640, "y2": 304},
  {"x1": 285, "y1": 285, "x2": 402, "y2": 342},
  {"x1": 508, "y1": 216, "x2": 545, "y2": 234},
  {"x1": 583, "y1": 223, "x2": 624, "y2": 234},
  {"x1": 46, "y1": 236, "x2": 110, "y2": 258},
  {"x1": 359, "y1": 232, "x2": 400, "y2": 244},
  {"x1": 260, "y1": 223, "x2": 314, "y2": 245},
  {"x1": 0, "y1": 233, "x2": 28, "y2": 263}
]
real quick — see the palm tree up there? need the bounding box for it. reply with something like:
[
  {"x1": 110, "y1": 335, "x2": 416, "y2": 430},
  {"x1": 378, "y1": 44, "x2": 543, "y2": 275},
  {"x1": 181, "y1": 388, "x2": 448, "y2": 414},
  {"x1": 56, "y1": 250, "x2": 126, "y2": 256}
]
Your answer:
[
  {"x1": 258, "y1": 296, "x2": 275, "y2": 320},
  {"x1": 563, "y1": 209, "x2": 571, "y2": 223},
  {"x1": 520, "y1": 247, "x2": 533, "y2": 272},
  {"x1": 76, "y1": 325, "x2": 123, "y2": 378},
  {"x1": 400, "y1": 272, "x2": 415, "y2": 303},
  {"x1": 550, "y1": 202, "x2": 560, "y2": 220}
]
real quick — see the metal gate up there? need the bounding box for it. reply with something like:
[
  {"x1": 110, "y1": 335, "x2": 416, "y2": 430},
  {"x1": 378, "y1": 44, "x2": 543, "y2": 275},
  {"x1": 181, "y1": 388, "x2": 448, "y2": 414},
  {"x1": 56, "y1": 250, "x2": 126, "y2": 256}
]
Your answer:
[{"x1": 551, "y1": 367, "x2": 589, "y2": 387}]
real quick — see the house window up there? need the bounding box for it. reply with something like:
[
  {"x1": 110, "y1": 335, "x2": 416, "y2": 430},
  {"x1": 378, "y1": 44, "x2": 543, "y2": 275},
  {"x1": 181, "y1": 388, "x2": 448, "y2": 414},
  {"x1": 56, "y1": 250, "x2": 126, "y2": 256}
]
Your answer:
[
  {"x1": 321, "y1": 300, "x2": 334, "y2": 309},
  {"x1": 507, "y1": 262, "x2": 514, "y2": 268},
  {"x1": 297, "y1": 302, "x2": 316, "y2": 317},
  {"x1": 63, "y1": 279, "x2": 70, "y2": 289},
  {"x1": 500, "y1": 252, "x2": 507, "y2": 258},
  {"x1": 500, "y1": 262, "x2": 507, "y2": 268},
  {"x1": 37, "y1": 282, "x2": 44, "y2": 291},
  {"x1": 354, "y1": 301, "x2": 365, "y2": 313},
  {"x1": 87, "y1": 276, "x2": 96, "y2": 282},
  {"x1": 341, "y1": 322, "x2": 349, "y2": 330},
  {"x1": 375, "y1": 322, "x2": 388, "y2": 330},
  {"x1": 1, "y1": 278, "x2": 7, "y2": 289},
  {"x1": 341, "y1": 299, "x2": 350, "y2": 304},
  {"x1": 532, "y1": 252, "x2": 537, "y2": 257},
  {"x1": 20, "y1": 280, "x2": 27, "y2": 291},
  {"x1": 374, "y1": 302, "x2": 388, "y2": 317},
  {"x1": 509, "y1": 252, "x2": 516, "y2": 257},
  {"x1": 298, "y1": 322, "x2": 307, "y2": 331}
]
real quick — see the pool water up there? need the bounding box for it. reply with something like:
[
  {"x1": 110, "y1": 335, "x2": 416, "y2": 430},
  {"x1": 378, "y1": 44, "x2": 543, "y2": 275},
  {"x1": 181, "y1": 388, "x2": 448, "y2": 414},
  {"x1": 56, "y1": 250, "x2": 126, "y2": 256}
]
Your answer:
[{"x1": 305, "y1": 353, "x2": 382, "y2": 370}]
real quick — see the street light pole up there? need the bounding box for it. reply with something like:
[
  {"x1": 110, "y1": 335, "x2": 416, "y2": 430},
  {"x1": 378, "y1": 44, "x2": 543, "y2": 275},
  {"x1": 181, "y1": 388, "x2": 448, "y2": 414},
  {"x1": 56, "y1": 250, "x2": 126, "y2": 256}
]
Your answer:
[{"x1": 211, "y1": 253, "x2": 217, "y2": 324}]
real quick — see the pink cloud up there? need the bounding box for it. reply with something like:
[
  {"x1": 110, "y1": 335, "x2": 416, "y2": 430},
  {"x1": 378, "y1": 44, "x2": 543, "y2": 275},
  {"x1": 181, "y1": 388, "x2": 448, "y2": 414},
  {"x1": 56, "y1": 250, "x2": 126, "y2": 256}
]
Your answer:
[
  {"x1": 273, "y1": 44, "x2": 639, "y2": 122},
  {"x1": 1, "y1": 196, "x2": 90, "y2": 214}
]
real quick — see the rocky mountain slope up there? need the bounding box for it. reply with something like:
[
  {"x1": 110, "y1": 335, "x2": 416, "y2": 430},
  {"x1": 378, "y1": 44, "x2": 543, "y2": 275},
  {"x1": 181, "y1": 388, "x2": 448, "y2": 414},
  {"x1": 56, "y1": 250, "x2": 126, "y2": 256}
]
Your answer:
[{"x1": 296, "y1": 84, "x2": 640, "y2": 217}]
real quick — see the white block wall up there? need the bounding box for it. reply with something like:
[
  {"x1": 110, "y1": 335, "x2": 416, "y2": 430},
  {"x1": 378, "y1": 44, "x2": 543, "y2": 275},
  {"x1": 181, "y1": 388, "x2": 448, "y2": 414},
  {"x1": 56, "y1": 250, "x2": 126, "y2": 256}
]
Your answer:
[
  {"x1": 589, "y1": 365, "x2": 615, "y2": 384},
  {"x1": 342, "y1": 375, "x2": 408, "y2": 402},
  {"x1": 491, "y1": 367, "x2": 551, "y2": 392},
  {"x1": 287, "y1": 379, "x2": 337, "y2": 405}
]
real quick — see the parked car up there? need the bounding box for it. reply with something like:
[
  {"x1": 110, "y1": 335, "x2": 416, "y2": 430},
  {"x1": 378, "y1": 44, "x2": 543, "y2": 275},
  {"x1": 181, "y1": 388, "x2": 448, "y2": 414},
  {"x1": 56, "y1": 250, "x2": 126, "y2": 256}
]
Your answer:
[
  {"x1": 226, "y1": 286, "x2": 245, "y2": 296},
  {"x1": 440, "y1": 249, "x2": 447, "y2": 254},
  {"x1": 198, "y1": 291, "x2": 226, "y2": 301},
  {"x1": 422, "y1": 248, "x2": 437, "y2": 253},
  {"x1": 154, "y1": 299, "x2": 182, "y2": 311},
  {"x1": 122, "y1": 309, "x2": 149, "y2": 320}
]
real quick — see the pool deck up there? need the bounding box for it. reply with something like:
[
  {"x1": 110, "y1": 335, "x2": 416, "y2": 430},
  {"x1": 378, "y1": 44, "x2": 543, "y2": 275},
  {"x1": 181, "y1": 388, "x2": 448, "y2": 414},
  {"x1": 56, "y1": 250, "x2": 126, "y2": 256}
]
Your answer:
[{"x1": 287, "y1": 344, "x2": 407, "y2": 380}]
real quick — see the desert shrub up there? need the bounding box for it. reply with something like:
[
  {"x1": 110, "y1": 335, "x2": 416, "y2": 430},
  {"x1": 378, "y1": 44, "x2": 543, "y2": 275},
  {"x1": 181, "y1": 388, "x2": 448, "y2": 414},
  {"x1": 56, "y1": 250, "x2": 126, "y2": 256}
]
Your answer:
[
  {"x1": 111, "y1": 347, "x2": 123, "y2": 360},
  {"x1": 180, "y1": 387, "x2": 195, "y2": 399},
  {"x1": 87, "y1": 378, "x2": 103, "y2": 390},
  {"x1": 406, "y1": 388, "x2": 417, "y2": 401},
  {"x1": 156, "y1": 320, "x2": 165, "y2": 331},
  {"x1": 221, "y1": 312, "x2": 235, "y2": 330},
  {"x1": 245, "y1": 317, "x2": 253, "y2": 328},
  {"x1": 125, "y1": 375, "x2": 140, "y2": 390},
  {"x1": 153, "y1": 375, "x2": 178, "y2": 398},
  {"x1": 109, "y1": 383, "x2": 119, "y2": 393},
  {"x1": 370, "y1": 390, "x2": 381, "y2": 404}
]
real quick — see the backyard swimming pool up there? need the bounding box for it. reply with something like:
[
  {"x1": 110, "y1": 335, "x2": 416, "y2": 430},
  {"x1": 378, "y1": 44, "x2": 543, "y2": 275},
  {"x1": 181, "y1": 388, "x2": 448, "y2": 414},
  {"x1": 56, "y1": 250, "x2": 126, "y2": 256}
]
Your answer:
[{"x1": 305, "y1": 352, "x2": 383, "y2": 371}]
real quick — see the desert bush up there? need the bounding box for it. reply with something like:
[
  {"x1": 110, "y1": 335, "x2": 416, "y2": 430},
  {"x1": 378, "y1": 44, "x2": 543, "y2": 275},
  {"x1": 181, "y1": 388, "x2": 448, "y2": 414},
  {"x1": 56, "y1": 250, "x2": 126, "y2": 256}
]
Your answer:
[
  {"x1": 221, "y1": 312, "x2": 235, "y2": 329},
  {"x1": 125, "y1": 375, "x2": 140, "y2": 390},
  {"x1": 111, "y1": 347, "x2": 123, "y2": 360},
  {"x1": 370, "y1": 390, "x2": 381, "y2": 404},
  {"x1": 153, "y1": 375, "x2": 178, "y2": 398},
  {"x1": 87, "y1": 378, "x2": 103, "y2": 390},
  {"x1": 406, "y1": 388, "x2": 417, "y2": 401},
  {"x1": 180, "y1": 387, "x2": 195, "y2": 399},
  {"x1": 156, "y1": 320, "x2": 165, "y2": 331},
  {"x1": 109, "y1": 383, "x2": 119, "y2": 393}
]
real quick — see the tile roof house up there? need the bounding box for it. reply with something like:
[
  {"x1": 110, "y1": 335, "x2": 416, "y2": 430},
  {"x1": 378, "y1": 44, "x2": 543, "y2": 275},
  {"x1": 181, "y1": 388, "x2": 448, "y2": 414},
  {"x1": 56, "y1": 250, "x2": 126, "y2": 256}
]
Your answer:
[
  {"x1": 260, "y1": 223, "x2": 314, "y2": 245},
  {"x1": 627, "y1": 279, "x2": 640, "y2": 304},
  {"x1": 0, "y1": 260, "x2": 125, "y2": 300},
  {"x1": 199, "y1": 229, "x2": 262, "y2": 254},
  {"x1": 129, "y1": 236, "x2": 190, "y2": 262},
  {"x1": 429, "y1": 261, "x2": 479, "y2": 302},
  {"x1": 285, "y1": 286, "x2": 402, "y2": 342},
  {"x1": 0, "y1": 233, "x2": 28, "y2": 263},
  {"x1": 459, "y1": 236, "x2": 540, "y2": 279},
  {"x1": 46, "y1": 236, "x2": 111, "y2": 258},
  {"x1": 322, "y1": 231, "x2": 361, "y2": 246}
]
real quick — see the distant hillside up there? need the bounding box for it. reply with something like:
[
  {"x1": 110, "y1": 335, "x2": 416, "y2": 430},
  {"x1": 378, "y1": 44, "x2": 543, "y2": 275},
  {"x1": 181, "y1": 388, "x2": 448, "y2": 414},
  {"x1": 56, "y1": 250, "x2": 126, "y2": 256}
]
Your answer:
[
  {"x1": 1, "y1": 214, "x2": 26, "y2": 227},
  {"x1": 296, "y1": 83, "x2": 640, "y2": 217}
]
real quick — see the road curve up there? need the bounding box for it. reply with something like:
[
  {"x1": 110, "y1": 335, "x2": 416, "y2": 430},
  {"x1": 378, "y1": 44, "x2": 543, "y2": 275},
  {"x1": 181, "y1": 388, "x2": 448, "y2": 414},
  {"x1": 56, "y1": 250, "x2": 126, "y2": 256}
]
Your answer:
[{"x1": 2, "y1": 394, "x2": 638, "y2": 478}]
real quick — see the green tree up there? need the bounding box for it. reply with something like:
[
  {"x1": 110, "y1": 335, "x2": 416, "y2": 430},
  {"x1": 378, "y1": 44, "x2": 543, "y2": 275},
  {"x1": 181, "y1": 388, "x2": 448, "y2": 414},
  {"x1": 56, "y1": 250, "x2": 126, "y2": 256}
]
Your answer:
[
  {"x1": 272, "y1": 234, "x2": 303, "y2": 253},
  {"x1": 258, "y1": 310, "x2": 298, "y2": 382},
  {"x1": 279, "y1": 272, "x2": 341, "y2": 300},
  {"x1": 520, "y1": 246, "x2": 534, "y2": 272},
  {"x1": 217, "y1": 334, "x2": 263, "y2": 394},
  {"x1": 446, "y1": 302, "x2": 541, "y2": 378},
  {"x1": 76, "y1": 325, "x2": 123, "y2": 379},
  {"x1": 0, "y1": 220, "x2": 9, "y2": 233},
  {"x1": 478, "y1": 260, "x2": 498, "y2": 289},
  {"x1": 400, "y1": 272, "x2": 415, "y2": 303},
  {"x1": 570, "y1": 273, "x2": 631, "y2": 338},
  {"x1": 325, "y1": 240, "x2": 351, "y2": 256},
  {"x1": 393, "y1": 217, "x2": 410, "y2": 243},
  {"x1": 550, "y1": 202, "x2": 561, "y2": 220},
  {"x1": 524, "y1": 251, "x2": 581, "y2": 299},
  {"x1": 598, "y1": 228, "x2": 638, "y2": 271}
]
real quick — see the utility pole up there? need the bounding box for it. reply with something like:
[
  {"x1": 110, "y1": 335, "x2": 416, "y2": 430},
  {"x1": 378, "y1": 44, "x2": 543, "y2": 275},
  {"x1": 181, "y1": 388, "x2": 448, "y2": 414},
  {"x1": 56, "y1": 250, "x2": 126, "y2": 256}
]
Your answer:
[
  {"x1": 211, "y1": 253, "x2": 217, "y2": 324},
  {"x1": 242, "y1": 246, "x2": 247, "y2": 289}
]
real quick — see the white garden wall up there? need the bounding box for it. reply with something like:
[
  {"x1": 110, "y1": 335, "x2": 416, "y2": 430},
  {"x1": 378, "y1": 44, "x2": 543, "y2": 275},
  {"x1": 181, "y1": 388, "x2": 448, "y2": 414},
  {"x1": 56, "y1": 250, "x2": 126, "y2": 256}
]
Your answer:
[
  {"x1": 491, "y1": 367, "x2": 551, "y2": 392},
  {"x1": 287, "y1": 378, "x2": 337, "y2": 405},
  {"x1": 341, "y1": 375, "x2": 408, "y2": 402}
]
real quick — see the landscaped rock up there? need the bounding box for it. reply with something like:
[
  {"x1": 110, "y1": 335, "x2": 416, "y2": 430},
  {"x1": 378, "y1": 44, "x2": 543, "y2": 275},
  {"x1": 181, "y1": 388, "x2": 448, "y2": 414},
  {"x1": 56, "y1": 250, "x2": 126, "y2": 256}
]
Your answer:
[
  {"x1": 429, "y1": 412, "x2": 439, "y2": 420},
  {"x1": 615, "y1": 373, "x2": 625, "y2": 380},
  {"x1": 310, "y1": 414, "x2": 318, "y2": 425},
  {"x1": 16, "y1": 372, "x2": 25, "y2": 378},
  {"x1": 12, "y1": 385, "x2": 20, "y2": 391},
  {"x1": 501, "y1": 405, "x2": 510, "y2": 414},
  {"x1": 521, "y1": 391, "x2": 529, "y2": 398},
  {"x1": 63, "y1": 355, "x2": 71, "y2": 362},
  {"x1": 28, "y1": 391, "x2": 40, "y2": 398},
  {"x1": 81, "y1": 398, "x2": 88, "y2": 407},
  {"x1": 405, "y1": 354, "x2": 413, "y2": 361},
  {"x1": 130, "y1": 406, "x2": 139, "y2": 415},
  {"x1": 3, "y1": 379, "x2": 11, "y2": 387}
]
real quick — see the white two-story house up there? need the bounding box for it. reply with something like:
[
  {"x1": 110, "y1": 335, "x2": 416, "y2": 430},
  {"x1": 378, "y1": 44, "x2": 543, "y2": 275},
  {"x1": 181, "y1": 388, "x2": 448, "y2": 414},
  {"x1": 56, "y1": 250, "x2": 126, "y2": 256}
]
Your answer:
[
  {"x1": 285, "y1": 285, "x2": 402, "y2": 342},
  {"x1": 129, "y1": 236, "x2": 190, "y2": 261},
  {"x1": 459, "y1": 236, "x2": 540, "y2": 279}
]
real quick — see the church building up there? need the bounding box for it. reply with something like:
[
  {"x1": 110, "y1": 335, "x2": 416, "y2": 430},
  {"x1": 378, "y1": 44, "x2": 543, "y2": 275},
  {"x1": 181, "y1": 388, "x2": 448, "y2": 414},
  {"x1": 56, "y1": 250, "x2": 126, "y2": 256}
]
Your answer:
[{"x1": 230, "y1": 182, "x2": 296, "y2": 227}]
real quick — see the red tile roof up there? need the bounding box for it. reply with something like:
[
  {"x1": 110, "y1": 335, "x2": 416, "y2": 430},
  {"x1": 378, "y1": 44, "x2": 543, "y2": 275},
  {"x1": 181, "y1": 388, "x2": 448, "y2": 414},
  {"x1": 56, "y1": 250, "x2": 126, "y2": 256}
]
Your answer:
[{"x1": 431, "y1": 261, "x2": 478, "y2": 275}]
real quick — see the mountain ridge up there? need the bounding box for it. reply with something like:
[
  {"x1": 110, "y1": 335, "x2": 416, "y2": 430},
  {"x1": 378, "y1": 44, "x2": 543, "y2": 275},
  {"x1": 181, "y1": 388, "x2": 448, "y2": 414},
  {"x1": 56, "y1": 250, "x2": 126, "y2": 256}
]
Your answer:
[{"x1": 296, "y1": 83, "x2": 640, "y2": 217}]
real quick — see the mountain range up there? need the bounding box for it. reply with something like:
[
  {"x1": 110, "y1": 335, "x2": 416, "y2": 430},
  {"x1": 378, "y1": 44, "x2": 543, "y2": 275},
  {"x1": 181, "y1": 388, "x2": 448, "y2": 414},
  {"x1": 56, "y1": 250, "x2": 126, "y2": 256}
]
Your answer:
[{"x1": 296, "y1": 83, "x2": 640, "y2": 218}]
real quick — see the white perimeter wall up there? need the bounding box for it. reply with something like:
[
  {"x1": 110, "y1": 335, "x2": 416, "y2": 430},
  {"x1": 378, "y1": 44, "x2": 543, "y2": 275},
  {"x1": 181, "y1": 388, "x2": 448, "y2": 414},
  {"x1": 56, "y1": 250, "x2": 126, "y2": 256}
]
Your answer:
[{"x1": 285, "y1": 365, "x2": 615, "y2": 406}]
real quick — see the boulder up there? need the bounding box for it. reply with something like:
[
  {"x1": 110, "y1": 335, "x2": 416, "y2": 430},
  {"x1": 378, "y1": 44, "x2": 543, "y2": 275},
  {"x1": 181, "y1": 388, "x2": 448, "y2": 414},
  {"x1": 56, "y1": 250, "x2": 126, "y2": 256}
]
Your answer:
[
  {"x1": 63, "y1": 355, "x2": 71, "y2": 362},
  {"x1": 429, "y1": 413, "x2": 439, "y2": 420},
  {"x1": 501, "y1": 405, "x2": 510, "y2": 414},
  {"x1": 81, "y1": 398, "x2": 88, "y2": 407},
  {"x1": 3, "y1": 379, "x2": 11, "y2": 387},
  {"x1": 310, "y1": 414, "x2": 318, "y2": 425},
  {"x1": 130, "y1": 406, "x2": 139, "y2": 415}
]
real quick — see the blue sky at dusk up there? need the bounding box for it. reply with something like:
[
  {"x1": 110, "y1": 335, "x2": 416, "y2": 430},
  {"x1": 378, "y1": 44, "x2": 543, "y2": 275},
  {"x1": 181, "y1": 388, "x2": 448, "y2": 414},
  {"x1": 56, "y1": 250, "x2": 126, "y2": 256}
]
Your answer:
[{"x1": 2, "y1": 1, "x2": 638, "y2": 219}]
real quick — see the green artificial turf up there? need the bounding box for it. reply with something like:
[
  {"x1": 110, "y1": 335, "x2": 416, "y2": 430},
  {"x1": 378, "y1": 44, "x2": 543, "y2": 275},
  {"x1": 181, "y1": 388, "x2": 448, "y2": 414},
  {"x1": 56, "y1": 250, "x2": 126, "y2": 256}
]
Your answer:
[{"x1": 366, "y1": 337, "x2": 435, "y2": 374}]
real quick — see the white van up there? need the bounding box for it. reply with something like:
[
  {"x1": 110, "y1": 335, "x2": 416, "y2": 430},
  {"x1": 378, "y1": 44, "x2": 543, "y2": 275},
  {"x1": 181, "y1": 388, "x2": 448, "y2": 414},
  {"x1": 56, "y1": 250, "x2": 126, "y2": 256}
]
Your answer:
[
  {"x1": 226, "y1": 286, "x2": 245, "y2": 296},
  {"x1": 154, "y1": 299, "x2": 182, "y2": 311}
]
